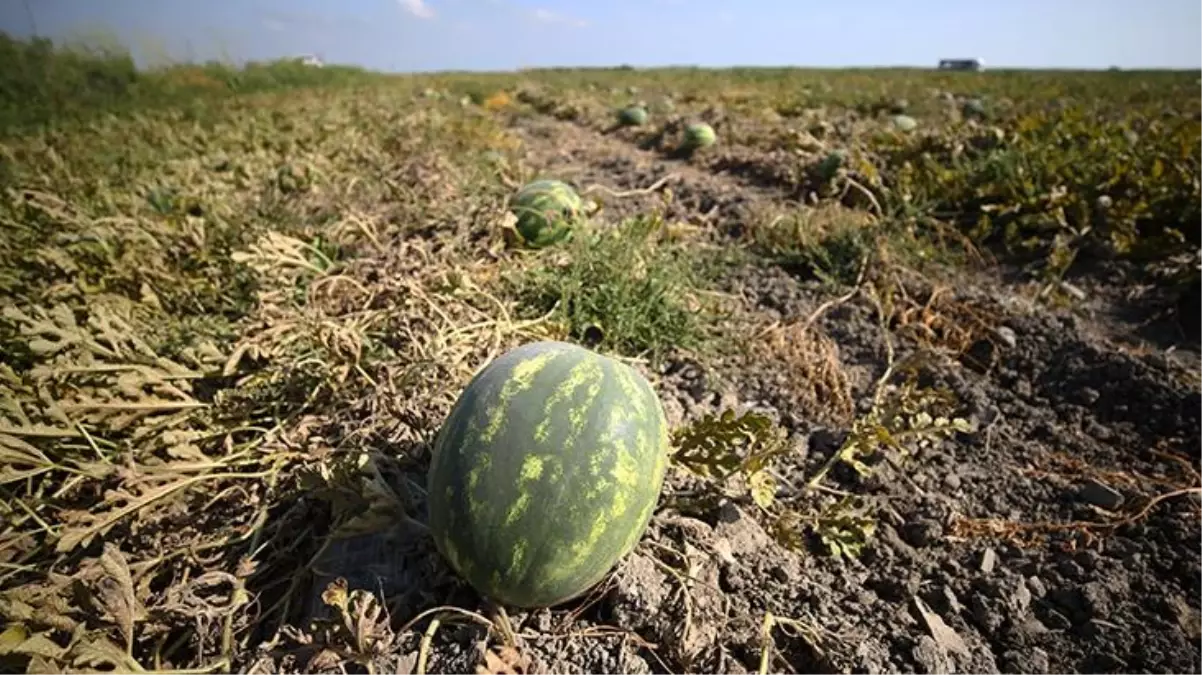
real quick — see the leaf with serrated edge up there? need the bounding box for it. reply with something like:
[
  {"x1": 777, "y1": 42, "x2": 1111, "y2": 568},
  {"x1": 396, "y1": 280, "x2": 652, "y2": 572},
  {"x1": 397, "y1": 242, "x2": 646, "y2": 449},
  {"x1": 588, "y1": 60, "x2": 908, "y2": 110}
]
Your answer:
[{"x1": 95, "y1": 543, "x2": 146, "y2": 651}]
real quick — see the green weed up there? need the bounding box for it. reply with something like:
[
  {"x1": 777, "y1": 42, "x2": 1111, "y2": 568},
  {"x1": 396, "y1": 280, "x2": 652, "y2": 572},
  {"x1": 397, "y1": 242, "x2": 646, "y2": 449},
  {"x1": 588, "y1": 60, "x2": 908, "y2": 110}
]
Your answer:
[{"x1": 512, "y1": 214, "x2": 708, "y2": 362}]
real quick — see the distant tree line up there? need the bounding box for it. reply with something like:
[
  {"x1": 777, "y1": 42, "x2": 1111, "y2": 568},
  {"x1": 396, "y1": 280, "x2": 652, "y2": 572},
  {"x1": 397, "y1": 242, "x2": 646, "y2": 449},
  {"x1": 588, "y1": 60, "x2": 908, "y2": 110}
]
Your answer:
[{"x1": 0, "y1": 31, "x2": 373, "y2": 137}]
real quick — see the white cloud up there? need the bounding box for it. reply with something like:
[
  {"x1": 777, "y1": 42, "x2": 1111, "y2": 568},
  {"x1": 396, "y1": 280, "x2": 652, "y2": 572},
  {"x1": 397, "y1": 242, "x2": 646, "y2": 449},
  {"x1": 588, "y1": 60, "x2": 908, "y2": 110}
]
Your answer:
[
  {"x1": 529, "y1": 7, "x2": 588, "y2": 28},
  {"x1": 398, "y1": 0, "x2": 436, "y2": 19}
]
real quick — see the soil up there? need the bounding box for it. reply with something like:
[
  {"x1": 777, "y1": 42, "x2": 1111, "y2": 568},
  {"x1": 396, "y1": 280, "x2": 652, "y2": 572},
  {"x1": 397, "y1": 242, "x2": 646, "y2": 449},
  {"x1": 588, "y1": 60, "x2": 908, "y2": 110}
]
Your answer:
[{"x1": 281, "y1": 108, "x2": 1201, "y2": 675}]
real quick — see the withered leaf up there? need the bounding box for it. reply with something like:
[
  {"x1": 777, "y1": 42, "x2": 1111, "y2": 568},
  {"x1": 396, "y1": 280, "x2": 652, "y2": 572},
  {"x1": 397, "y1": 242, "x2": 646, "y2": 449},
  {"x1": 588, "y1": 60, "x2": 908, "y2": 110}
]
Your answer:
[
  {"x1": 0, "y1": 623, "x2": 28, "y2": 652},
  {"x1": 94, "y1": 543, "x2": 146, "y2": 651},
  {"x1": 748, "y1": 470, "x2": 777, "y2": 510},
  {"x1": 0, "y1": 626, "x2": 66, "y2": 661},
  {"x1": 55, "y1": 477, "x2": 204, "y2": 553},
  {"x1": 306, "y1": 647, "x2": 344, "y2": 672},
  {"x1": 69, "y1": 634, "x2": 144, "y2": 672},
  {"x1": 27, "y1": 654, "x2": 65, "y2": 674},
  {"x1": 475, "y1": 644, "x2": 531, "y2": 675},
  {"x1": 320, "y1": 578, "x2": 349, "y2": 614}
]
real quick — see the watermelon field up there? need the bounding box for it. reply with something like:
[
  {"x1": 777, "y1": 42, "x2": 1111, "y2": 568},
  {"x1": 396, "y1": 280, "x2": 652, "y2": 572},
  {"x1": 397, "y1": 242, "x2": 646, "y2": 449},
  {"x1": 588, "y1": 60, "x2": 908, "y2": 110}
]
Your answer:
[{"x1": 1, "y1": 35, "x2": 1200, "y2": 674}]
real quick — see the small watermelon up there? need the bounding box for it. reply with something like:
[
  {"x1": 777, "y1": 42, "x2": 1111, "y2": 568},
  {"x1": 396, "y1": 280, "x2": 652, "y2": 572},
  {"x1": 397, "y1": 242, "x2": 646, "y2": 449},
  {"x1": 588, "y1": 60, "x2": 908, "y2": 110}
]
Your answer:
[
  {"x1": 683, "y1": 122, "x2": 716, "y2": 149},
  {"x1": 427, "y1": 340, "x2": 670, "y2": 608},
  {"x1": 961, "y1": 98, "x2": 988, "y2": 120},
  {"x1": 618, "y1": 105, "x2": 648, "y2": 126},
  {"x1": 508, "y1": 179, "x2": 583, "y2": 248}
]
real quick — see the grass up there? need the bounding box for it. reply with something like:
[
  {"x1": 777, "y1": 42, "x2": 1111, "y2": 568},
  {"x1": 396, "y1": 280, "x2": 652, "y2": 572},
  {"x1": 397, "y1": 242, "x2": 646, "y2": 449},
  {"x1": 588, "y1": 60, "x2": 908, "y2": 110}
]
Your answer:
[
  {"x1": 513, "y1": 213, "x2": 710, "y2": 362},
  {"x1": 0, "y1": 33, "x2": 378, "y2": 138},
  {"x1": 0, "y1": 30, "x2": 1198, "y2": 674}
]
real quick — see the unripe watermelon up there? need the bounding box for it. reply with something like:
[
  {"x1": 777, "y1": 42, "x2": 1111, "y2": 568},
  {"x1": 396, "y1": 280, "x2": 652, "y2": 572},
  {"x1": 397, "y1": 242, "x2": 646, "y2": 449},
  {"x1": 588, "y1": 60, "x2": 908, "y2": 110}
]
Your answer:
[
  {"x1": 618, "y1": 105, "x2": 649, "y2": 126},
  {"x1": 961, "y1": 98, "x2": 988, "y2": 120},
  {"x1": 508, "y1": 179, "x2": 583, "y2": 248},
  {"x1": 427, "y1": 340, "x2": 670, "y2": 608},
  {"x1": 683, "y1": 122, "x2": 716, "y2": 149}
]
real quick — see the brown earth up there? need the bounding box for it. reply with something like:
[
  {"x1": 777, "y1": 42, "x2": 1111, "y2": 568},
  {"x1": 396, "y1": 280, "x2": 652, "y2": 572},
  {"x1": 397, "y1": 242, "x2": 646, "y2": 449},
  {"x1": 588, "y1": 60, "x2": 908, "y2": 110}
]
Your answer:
[{"x1": 257, "y1": 107, "x2": 1201, "y2": 675}]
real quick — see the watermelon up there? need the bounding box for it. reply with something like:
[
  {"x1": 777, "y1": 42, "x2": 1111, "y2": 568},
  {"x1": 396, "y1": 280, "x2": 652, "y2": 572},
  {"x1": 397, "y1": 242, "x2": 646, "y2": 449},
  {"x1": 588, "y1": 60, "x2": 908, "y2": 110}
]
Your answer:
[
  {"x1": 961, "y1": 98, "x2": 988, "y2": 120},
  {"x1": 427, "y1": 340, "x2": 670, "y2": 608},
  {"x1": 618, "y1": 105, "x2": 649, "y2": 126},
  {"x1": 683, "y1": 122, "x2": 716, "y2": 149},
  {"x1": 508, "y1": 179, "x2": 584, "y2": 248}
]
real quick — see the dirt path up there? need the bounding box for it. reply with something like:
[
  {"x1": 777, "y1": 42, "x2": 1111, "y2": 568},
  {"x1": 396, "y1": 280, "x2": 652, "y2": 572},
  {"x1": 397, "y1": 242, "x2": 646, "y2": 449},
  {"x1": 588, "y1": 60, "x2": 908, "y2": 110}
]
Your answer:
[{"x1": 476, "y1": 107, "x2": 1202, "y2": 674}]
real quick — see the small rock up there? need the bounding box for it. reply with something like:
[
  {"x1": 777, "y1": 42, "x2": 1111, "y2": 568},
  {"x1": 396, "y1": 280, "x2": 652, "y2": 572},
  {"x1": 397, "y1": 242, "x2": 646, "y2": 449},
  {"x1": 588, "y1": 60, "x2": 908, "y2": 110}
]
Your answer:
[
  {"x1": 912, "y1": 596, "x2": 969, "y2": 657},
  {"x1": 1078, "y1": 479, "x2": 1124, "y2": 510},
  {"x1": 992, "y1": 326, "x2": 1017, "y2": 349},
  {"x1": 970, "y1": 594, "x2": 1004, "y2": 633},
  {"x1": 1026, "y1": 577, "x2": 1047, "y2": 600},
  {"x1": 941, "y1": 586, "x2": 964, "y2": 614},
  {"x1": 1028, "y1": 648, "x2": 1050, "y2": 670},
  {"x1": 1058, "y1": 558, "x2": 1086, "y2": 580},
  {"x1": 943, "y1": 473, "x2": 962, "y2": 490},
  {"x1": 711, "y1": 537, "x2": 736, "y2": 566},
  {"x1": 912, "y1": 635, "x2": 954, "y2": 674},
  {"x1": 1164, "y1": 594, "x2": 1202, "y2": 639},
  {"x1": 1016, "y1": 616, "x2": 1049, "y2": 638},
  {"x1": 1009, "y1": 581, "x2": 1033, "y2": 616},
  {"x1": 979, "y1": 548, "x2": 997, "y2": 574}
]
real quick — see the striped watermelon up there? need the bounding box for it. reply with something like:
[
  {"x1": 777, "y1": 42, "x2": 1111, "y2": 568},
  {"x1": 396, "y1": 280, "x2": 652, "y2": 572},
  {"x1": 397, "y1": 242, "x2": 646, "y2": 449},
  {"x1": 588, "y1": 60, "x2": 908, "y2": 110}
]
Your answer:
[
  {"x1": 427, "y1": 340, "x2": 669, "y2": 608},
  {"x1": 618, "y1": 105, "x2": 649, "y2": 126},
  {"x1": 683, "y1": 122, "x2": 716, "y2": 150},
  {"x1": 509, "y1": 179, "x2": 583, "y2": 248}
]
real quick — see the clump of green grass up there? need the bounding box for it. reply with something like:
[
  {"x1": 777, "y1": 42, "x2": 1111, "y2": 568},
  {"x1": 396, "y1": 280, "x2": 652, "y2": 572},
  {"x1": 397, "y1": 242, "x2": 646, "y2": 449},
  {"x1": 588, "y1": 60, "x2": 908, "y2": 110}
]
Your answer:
[
  {"x1": 513, "y1": 214, "x2": 707, "y2": 361},
  {"x1": 749, "y1": 201, "x2": 981, "y2": 289},
  {"x1": 748, "y1": 205, "x2": 877, "y2": 286}
]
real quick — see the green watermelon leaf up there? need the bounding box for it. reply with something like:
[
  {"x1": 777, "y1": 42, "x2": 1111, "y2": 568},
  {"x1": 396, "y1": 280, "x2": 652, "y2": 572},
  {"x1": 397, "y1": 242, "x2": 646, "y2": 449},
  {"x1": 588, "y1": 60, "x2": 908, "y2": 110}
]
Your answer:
[{"x1": 669, "y1": 409, "x2": 783, "y2": 479}]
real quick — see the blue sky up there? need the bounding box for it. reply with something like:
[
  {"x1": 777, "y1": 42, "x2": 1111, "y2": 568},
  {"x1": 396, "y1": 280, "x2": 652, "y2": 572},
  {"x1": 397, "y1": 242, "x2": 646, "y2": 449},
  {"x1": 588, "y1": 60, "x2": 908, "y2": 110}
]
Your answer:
[{"x1": 1, "y1": 0, "x2": 1199, "y2": 72}]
